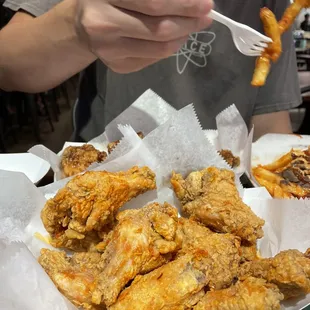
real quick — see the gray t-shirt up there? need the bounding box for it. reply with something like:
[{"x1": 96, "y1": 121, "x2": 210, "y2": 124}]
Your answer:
[{"x1": 4, "y1": 0, "x2": 301, "y2": 140}]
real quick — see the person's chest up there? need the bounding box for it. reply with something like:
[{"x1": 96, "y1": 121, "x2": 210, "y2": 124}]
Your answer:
[{"x1": 101, "y1": 1, "x2": 270, "y2": 127}]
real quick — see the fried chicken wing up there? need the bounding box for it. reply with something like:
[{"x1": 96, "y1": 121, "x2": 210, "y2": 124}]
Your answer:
[
  {"x1": 109, "y1": 252, "x2": 212, "y2": 310},
  {"x1": 171, "y1": 167, "x2": 264, "y2": 244},
  {"x1": 179, "y1": 218, "x2": 241, "y2": 290},
  {"x1": 41, "y1": 166, "x2": 156, "y2": 251},
  {"x1": 61, "y1": 144, "x2": 107, "y2": 177},
  {"x1": 92, "y1": 202, "x2": 181, "y2": 307},
  {"x1": 38, "y1": 249, "x2": 104, "y2": 310},
  {"x1": 239, "y1": 249, "x2": 310, "y2": 299},
  {"x1": 194, "y1": 277, "x2": 283, "y2": 310}
]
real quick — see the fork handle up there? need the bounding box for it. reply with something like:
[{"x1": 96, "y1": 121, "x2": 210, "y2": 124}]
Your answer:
[{"x1": 208, "y1": 9, "x2": 236, "y2": 28}]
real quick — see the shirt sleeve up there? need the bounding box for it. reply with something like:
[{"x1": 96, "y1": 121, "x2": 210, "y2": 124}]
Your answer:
[
  {"x1": 253, "y1": 0, "x2": 302, "y2": 115},
  {"x1": 2, "y1": 0, "x2": 60, "y2": 16}
]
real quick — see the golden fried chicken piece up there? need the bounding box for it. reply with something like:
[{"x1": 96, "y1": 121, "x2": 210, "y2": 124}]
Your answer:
[
  {"x1": 41, "y1": 166, "x2": 156, "y2": 251},
  {"x1": 194, "y1": 277, "x2": 283, "y2": 310},
  {"x1": 61, "y1": 144, "x2": 107, "y2": 177},
  {"x1": 179, "y1": 218, "x2": 241, "y2": 290},
  {"x1": 240, "y1": 242, "x2": 259, "y2": 263},
  {"x1": 171, "y1": 167, "x2": 265, "y2": 244},
  {"x1": 219, "y1": 149, "x2": 240, "y2": 168},
  {"x1": 38, "y1": 249, "x2": 104, "y2": 310},
  {"x1": 239, "y1": 249, "x2": 310, "y2": 299},
  {"x1": 92, "y1": 203, "x2": 181, "y2": 307},
  {"x1": 107, "y1": 132, "x2": 144, "y2": 154},
  {"x1": 109, "y1": 252, "x2": 212, "y2": 310}
]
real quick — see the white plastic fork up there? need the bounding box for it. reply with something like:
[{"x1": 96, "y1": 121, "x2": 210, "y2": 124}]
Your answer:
[{"x1": 209, "y1": 10, "x2": 272, "y2": 56}]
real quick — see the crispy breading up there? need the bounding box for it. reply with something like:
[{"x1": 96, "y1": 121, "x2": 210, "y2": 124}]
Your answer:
[
  {"x1": 61, "y1": 144, "x2": 107, "y2": 177},
  {"x1": 178, "y1": 218, "x2": 241, "y2": 290},
  {"x1": 194, "y1": 277, "x2": 283, "y2": 310},
  {"x1": 239, "y1": 249, "x2": 310, "y2": 299},
  {"x1": 92, "y1": 203, "x2": 181, "y2": 306},
  {"x1": 41, "y1": 167, "x2": 156, "y2": 251},
  {"x1": 219, "y1": 149, "x2": 240, "y2": 168},
  {"x1": 38, "y1": 249, "x2": 103, "y2": 310},
  {"x1": 109, "y1": 253, "x2": 212, "y2": 310},
  {"x1": 171, "y1": 167, "x2": 264, "y2": 244}
]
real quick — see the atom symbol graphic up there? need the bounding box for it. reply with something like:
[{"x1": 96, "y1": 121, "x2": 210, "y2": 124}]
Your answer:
[{"x1": 173, "y1": 31, "x2": 216, "y2": 74}]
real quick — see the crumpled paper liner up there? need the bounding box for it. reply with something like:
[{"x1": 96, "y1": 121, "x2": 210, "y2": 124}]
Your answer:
[
  {"x1": 29, "y1": 89, "x2": 177, "y2": 181},
  {"x1": 0, "y1": 240, "x2": 75, "y2": 310},
  {"x1": 89, "y1": 104, "x2": 240, "y2": 212},
  {"x1": 205, "y1": 104, "x2": 253, "y2": 176}
]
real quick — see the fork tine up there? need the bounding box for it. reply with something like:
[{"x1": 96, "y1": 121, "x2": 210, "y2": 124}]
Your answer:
[
  {"x1": 256, "y1": 42, "x2": 268, "y2": 48},
  {"x1": 247, "y1": 52, "x2": 262, "y2": 57},
  {"x1": 251, "y1": 46, "x2": 265, "y2": 52}
]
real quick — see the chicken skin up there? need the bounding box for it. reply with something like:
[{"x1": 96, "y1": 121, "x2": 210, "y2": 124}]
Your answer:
[
  {"x1": 194, "y1": 277, "x2": 283, "y2": 310},
  {"x1": 171, "y1": 167, "x2": 265, "y2": 244},
  {"x1": 239, "y1": 249, "x2": 310, "y2": 299},
  {"x1": 240, "y1": 242, "x2": 259, "y2": 263},
  {"x1": 38, "y1": 249, "x2": 104, "y2": 310},
  {"x1": 178, "y1": 218, "x2": 241, "y2": 290},
  {"x1": 109, "y1": 252, "x2": 212, "y2": 310},
  {"x1": 41, "y1": 166, "x2": 156, "y2": 251},
  {"x1": 92, "y1": 202, "x2": 181, "y2": 306},
  {"x1": 61, "y1": 144, "x2": 107, "y2": 177}
]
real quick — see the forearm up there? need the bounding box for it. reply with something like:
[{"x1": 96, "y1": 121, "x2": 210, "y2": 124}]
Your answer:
[
  {"x1": 0, "y1": 0, "x2": 96, "y2": 93},
  {"x1": 251, "y1": 111, "x2": 293, "y2": 141}
]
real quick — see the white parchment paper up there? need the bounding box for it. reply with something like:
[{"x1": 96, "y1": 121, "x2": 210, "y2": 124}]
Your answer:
[
  {"x1": 0, "y1": 240, "x2": 75, "y2": 310},
  {"x1": 29, "y1": 89, "x2": 177, "y2": 181},
  {"x1": 205, "y1": 104, "x2": 254, "y2": 176}
]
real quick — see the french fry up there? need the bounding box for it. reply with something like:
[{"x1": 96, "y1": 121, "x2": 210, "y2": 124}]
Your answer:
[
  {"x1": 252, "y1": 1, "x2": 309, "y2": 87},
  {"x1": 273, "y1": 184, "x2": 292, "y2": 199},
  {"x1": 280, "y1": 182, "x2": 308, "y2": 198},
  {"x1": 260, "y1": 8, "x2": 282, "y2": 62},
  {"x1": 279, "y1": 0, "x2": 309, "y2": 34},
  {"x1": 251, "y1": 53, "x2": 271, "y2": 87},
  {"x1": 253, "y1": 147, "x2": 310, "y2": 199},
  {"x1": 262, "y1": 152, "x2": 292, "y2": 172},
  {"x1": 253, "y1": 166, "x2": 282, "y2": 184},
  {"x1": 254, "y1": 174, "x2": 284, "y2": 198}
]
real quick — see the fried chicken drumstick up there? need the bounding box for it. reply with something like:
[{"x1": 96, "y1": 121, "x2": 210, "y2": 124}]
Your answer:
[
  {"x1": 41, "y1": 166, "x2": 156, "y2": 251},
  {"x1": 171, "y1": 167, "x2": 265, "y2": 244},
  {"x1": 239, "y1": 249, "x2": 310, "y2": 299}
]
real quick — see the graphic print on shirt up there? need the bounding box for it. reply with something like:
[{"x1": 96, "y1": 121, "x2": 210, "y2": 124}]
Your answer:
[{"x1": 173, "y1": 31, "x2": 216, "y2": 74}]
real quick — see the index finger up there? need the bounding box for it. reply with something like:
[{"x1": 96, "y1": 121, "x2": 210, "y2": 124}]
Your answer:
[{"x1": 109, "y1": 0, "x2": 213, "y2": 17}]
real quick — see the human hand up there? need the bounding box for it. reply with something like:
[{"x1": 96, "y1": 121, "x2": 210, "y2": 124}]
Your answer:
[{"x1": 75, "y1": 0, "x2": 213, "y2": 73}]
